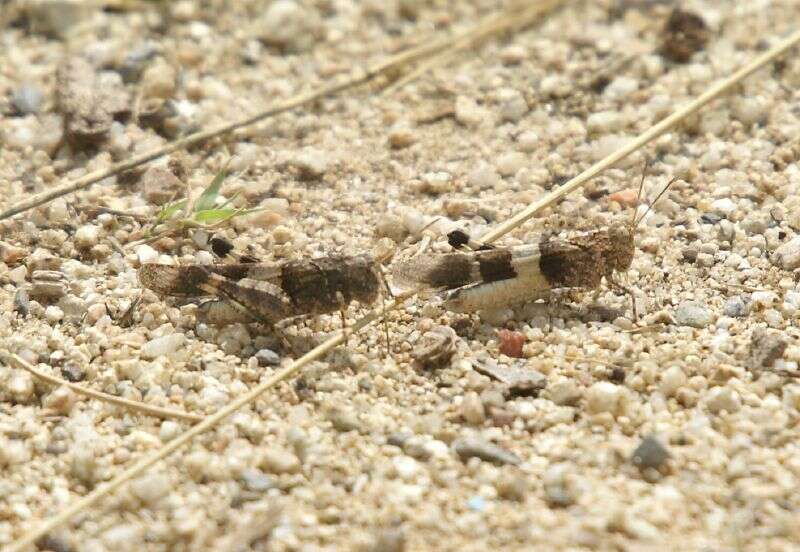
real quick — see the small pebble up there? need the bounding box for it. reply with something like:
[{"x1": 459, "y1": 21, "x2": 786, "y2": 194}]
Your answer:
[
  {"x1": 453, "y1": 438, "x2": 520, "y2": 466},
  {"x1": 291, "y1": 148, "x2": 329, "y2": 180},
  {"x1": 461, "y1": 392, "x2": 486, "y2": 425},
  {"x1": 495, "y1": 152, "x2": 526, "y2": 177},
  {"x1": 141, "y1": 334, "x2": 185, "y2": 360},
  {"x1": 706, "y1": 386, "x2": 741, "y2": 414},
  {"x1": 747, "y1": 328, "x2": 787, "y2": 370},
  {"x1": 631, "y1": 436, "x2": 670, "y2": 471},
  {"x1": 130, "y1": 473, "x2": 171, "y2": 505},
  {"x1": 673, "y1": 301, "x2": 714, "y2": 328},
  {"x1": 12, "y1": 83, "x2": 44, "y2": 115},
  {"x1": 723, "y1": 296, "x2": 749, "y2": 318},
  {"x1": 659, "y1": 366, "x2": 686, "y2": 398},
  {"x1": 418, "y1": 171, "x2": 452, "y2": 194},
  {"x1": 240, "y1": 468, "x2": 276, "y2": 492},
  {"x1": 13, "y1": 288, "x2": 30, "y2": 316},
  {"x1": 259, "y1": 447, "x2": 300, "y2": 474},
  {"x1": 710, "y1": 198, "x2": 737, "y2": 218},
  {"x1": 259, "y1": 0, "x2": 322, "y2": 52},
  {"x1": 254, "y1": 348, "x2": 281, "y2": 367},
  {"x1": 468, "y1": 164, "x2": 501, "y2": 190},
  {"x1": 771, "y1": 235, "x2": 800, "y2": 270},
  {"x1": 454, "y1": 96, "x2": 485, "y2": 127},
  {"x1": 546, "y1": 380, "x2": 582, "y2": 406},
  {"x1": 500, "y1": 44, "x2": 527, "y2": 65},
  {"x1": 497, "y1": 88, "x2": 528, "y2": 122},
  {"x1": 142, "y1": 166, "x2": 183, "y2": 205},
  {"x1": 586, "y1": 381, "x2": 622, "y2": 415},
  {"x1": 516, "y1": 131, "x2": 539, "y2": 153},
  {"x1": 43, "y1": 386, "x2": 77, "y2": 414},
  {"x1": 412, "y1": 325, "x2": 457, "y2": 369},
  {"x1": 159, "y1": 421, "x2": 182, "y2": 442},
  {"x1": 136, "y1": 244, "x2": 159, "y2": 265},
  {"x1": 366, "y1": 528, "x2": 405, "y2": 552},
  {"x1": 9, "y1": 372, "x2": 35, "y2": 402},
  {"x1": 45, "y1": 305, "x2": 64, "y2": 323},
  {"x1": 327, "y1": 407, "x2": 362, "y2": 433},
  {"x1": 74, "y1": 224, "x2": 100, "y2": 249},
  {"x1": 543, "y1": 464, "x2": 577, "y2": 507},
  {"x1": 388, "y1": 125, "x2": 415, "y2": 149},
  {"x1": 497, "y1": 329, "x2": 526, "y2": 358},
  {"x1": 608, "y1": 188, "x2": 638, "y2": 207},
  {"x1": 142, "y1": 58, "x2": 177, "y2": 99}
]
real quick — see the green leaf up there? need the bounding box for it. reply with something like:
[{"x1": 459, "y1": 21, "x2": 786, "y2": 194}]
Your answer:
[
  {"x1": 194, "y1": 169, "x2": 227, "y2": 212},
  {"x1": 155, "y1": 199, "x2": 188, "y2": 222},
  {"x1": 193, "y1": 207, "x2": 262, "y2": 225}
]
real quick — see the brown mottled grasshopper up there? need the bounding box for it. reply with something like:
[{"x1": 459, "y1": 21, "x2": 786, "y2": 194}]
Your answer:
[
  {"x1": 139, "y1": 253, "x2": 384, "y2": 326},
  {"x1": 393, "y1": 174, "x2": 675, "y2": 321}
]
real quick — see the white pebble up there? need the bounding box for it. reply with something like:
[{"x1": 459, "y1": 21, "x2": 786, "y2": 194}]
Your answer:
[
  {"x1": 9, "y1": 265, "x2": 27, "y2": 284},
  {"x1": 393, "y1": 455, "x2": 419, "y2": 480},
  {"x1": 130, "y1": 473, "x2": 171, "y2": 505},
  {"x1": 604, "y1": 76, "x2": 638, "y2": 100},
  {"x1": 159, "y1": 421, "x2": 182, "y2": 442},
  {"x1": 136, "y1": 244, "x2": 159, "y2": 265},
  {"x1": 45, "y1": 305, "x2": 64, "y2": 323},
  {"x1": 751, "y1": 291, "x2": 778, "y2": 309},
  {"x1": 43, "y1": 385, "x2": 77, "y2": 414},
  {"x1": 771, "y1": 235, "x2": 800, "y2": 270},
  {"x1": 259, "y1": 0, "x2": 321, "y2": 52},
  {"x1": 8, "y1": 372, "x2": 35, "y2": 402},
  {"x1": 142, "y1": 58, "x2": 177, "y2": 99},
  {"x1": 587, "y1": 111, "x2": 624, "y2": 134},
  {"x1": 259, "y1": 447, "x2": 301, "y2": 474},
  {"x1": 0, "y1": 439, "x2": 30, "y2": 466},
  {"x1": 516, "y1": 131, "x2": 539, "y2": 153},
  {"x1": 291, "y1": 148, "x2": 328, "y2": 179},
  {"x1": 455, "y1": 96, "x2": 487, "y2": 127},
  {"x1": 659, "y1": 366, "x2": 686, "y2": 398},
  {"x1": 495, "y1": 152, "x2": 526, "y2": 177},
  {"x1": 141, "y1": 334, "x2": 186, "y2": 360},
  {"x1": 586, "y1": 382, "x2": 621, "y2": 415},
  {"x1": 468, "y1": 164, "x2": 500, "y2": 190},
  {"x1": 710, "y1": 198, "x2": 737, "y2": 218},
  {"x1": 461, "y1": 392, "x2": 486, "y2": 424},
  {"x1": 500, "y1": 45, "x2": 527, "y2": 65},
  {"x1": 706, "y1": 387, "x2": 741, "y2": 414},
  {"x1": 497, "y1": 88, "x2": 528, "y2": 122},
  {"x1": 74, "y1": 224, "x2": 100, "y2": 249}
]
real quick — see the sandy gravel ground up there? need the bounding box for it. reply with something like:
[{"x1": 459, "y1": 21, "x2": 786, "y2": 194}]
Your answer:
[{"x1": 1, "y1": 1, "x2": 800, "y2": 550}]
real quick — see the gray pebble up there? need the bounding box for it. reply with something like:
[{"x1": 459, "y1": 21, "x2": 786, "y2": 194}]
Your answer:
[
  {"x1": 61, "y1": 362, "x2": 86, "y2": 382},
  {"x1": 254, "y1": 348, "x2": 281, "y2": 367},
  {"x1": 12, "y1": 83, "x2": 44, "y2": 115},
  {"x1": 327, "y1": 407, "x2": 362, "y2": 433},
  {"x1": 631, "y1": 436, "x2": 670, "y2": 470},
  {"x1": 453, "y1": 438, "x2": 520, "y2": 466},
  {"x1": 723, "y1": 296, "x2": 749, "y2": 318},
  {"x1": 13, "y1": 288, "x2": 30, "y2": 317},
  {"x1": 674, "y1": 301, "x2": 714, "y2": 328},
  {"x1": 747, "y1": 328, "x2": 787, "y2": 371},
  {"x1": 240, "y1": 468, "x2": 277, "y2": 492}
]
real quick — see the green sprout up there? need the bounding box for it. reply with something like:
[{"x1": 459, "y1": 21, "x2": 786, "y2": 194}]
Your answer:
[{"x1": 144, "y1": 167, "x2": 261, "y2": 240}]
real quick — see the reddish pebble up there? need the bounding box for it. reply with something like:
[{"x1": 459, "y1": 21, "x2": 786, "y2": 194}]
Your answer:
[
  {"x1": 608, "y1": 188, "x2": 639, "y2": 207},
  {"x1": 498, "y1": 329, "x2": 526, "y2": 358}
]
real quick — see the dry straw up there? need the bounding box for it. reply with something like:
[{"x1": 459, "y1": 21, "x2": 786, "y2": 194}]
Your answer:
[
  {"x1": 3, "y1": 353, "x2": 203, "y2": 423},
  {"x1": 8, "y1": 19, "x2": 800, "y2": 552}
]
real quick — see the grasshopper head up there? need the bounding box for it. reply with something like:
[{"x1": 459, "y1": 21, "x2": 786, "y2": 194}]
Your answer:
[{"x1": 609, "y1": 225, "x2": 635, "y2": 273}]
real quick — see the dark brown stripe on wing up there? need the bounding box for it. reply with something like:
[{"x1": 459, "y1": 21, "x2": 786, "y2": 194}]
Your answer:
[
  {"x1": 138, "y1": 264, "x2": 212, "y2": 296},
  {"x1": 476, "y1": 249, "x2": 516, "y2": 283}
]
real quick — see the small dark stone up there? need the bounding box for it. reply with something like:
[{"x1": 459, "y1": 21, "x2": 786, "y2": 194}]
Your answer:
[
  {"x1": 631, "y1": 435, "x2": 670, "y2": 471},
  {"x1": 254, "y1": 348, "x2": 281, "y2": 367},
  {"x1": 661, "y1": 8, "x2": 709, "y2": 63},
  {"x1": 13, "y1": 288, "x2": 30, "y2": 316},
  {"x1": 60, "y1": 362, "x2": 86, "y2": 382},
  {"x1": 700, "y1": 213, "x2": 721, "y2": 225},
  {"x1": 609, "y1": 367, "x2": 626, "y2": 384}
]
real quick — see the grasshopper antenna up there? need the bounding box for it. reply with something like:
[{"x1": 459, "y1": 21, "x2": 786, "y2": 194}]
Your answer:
[
  {"x1": 635, "y1": 176, "x2": 678, "y2": 227},
  {"x1": 631, "y1": 158, "x2": 649, "y2": 229}
]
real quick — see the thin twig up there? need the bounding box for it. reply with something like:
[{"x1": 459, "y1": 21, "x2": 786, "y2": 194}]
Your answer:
[
  {"x1": 9, "y1": 24, "x2": 800, "y2": 552},
  {"x1": 2, "y1": 353, "x2": 203, "y2": 423},
  {"x1": 0, "y1": 1, "x2": 558, "y2": 223}
]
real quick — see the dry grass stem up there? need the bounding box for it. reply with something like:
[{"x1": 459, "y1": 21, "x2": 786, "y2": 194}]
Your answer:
[{"x1": 3, "y1": 353, "x2": 203, "y2": 423}]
